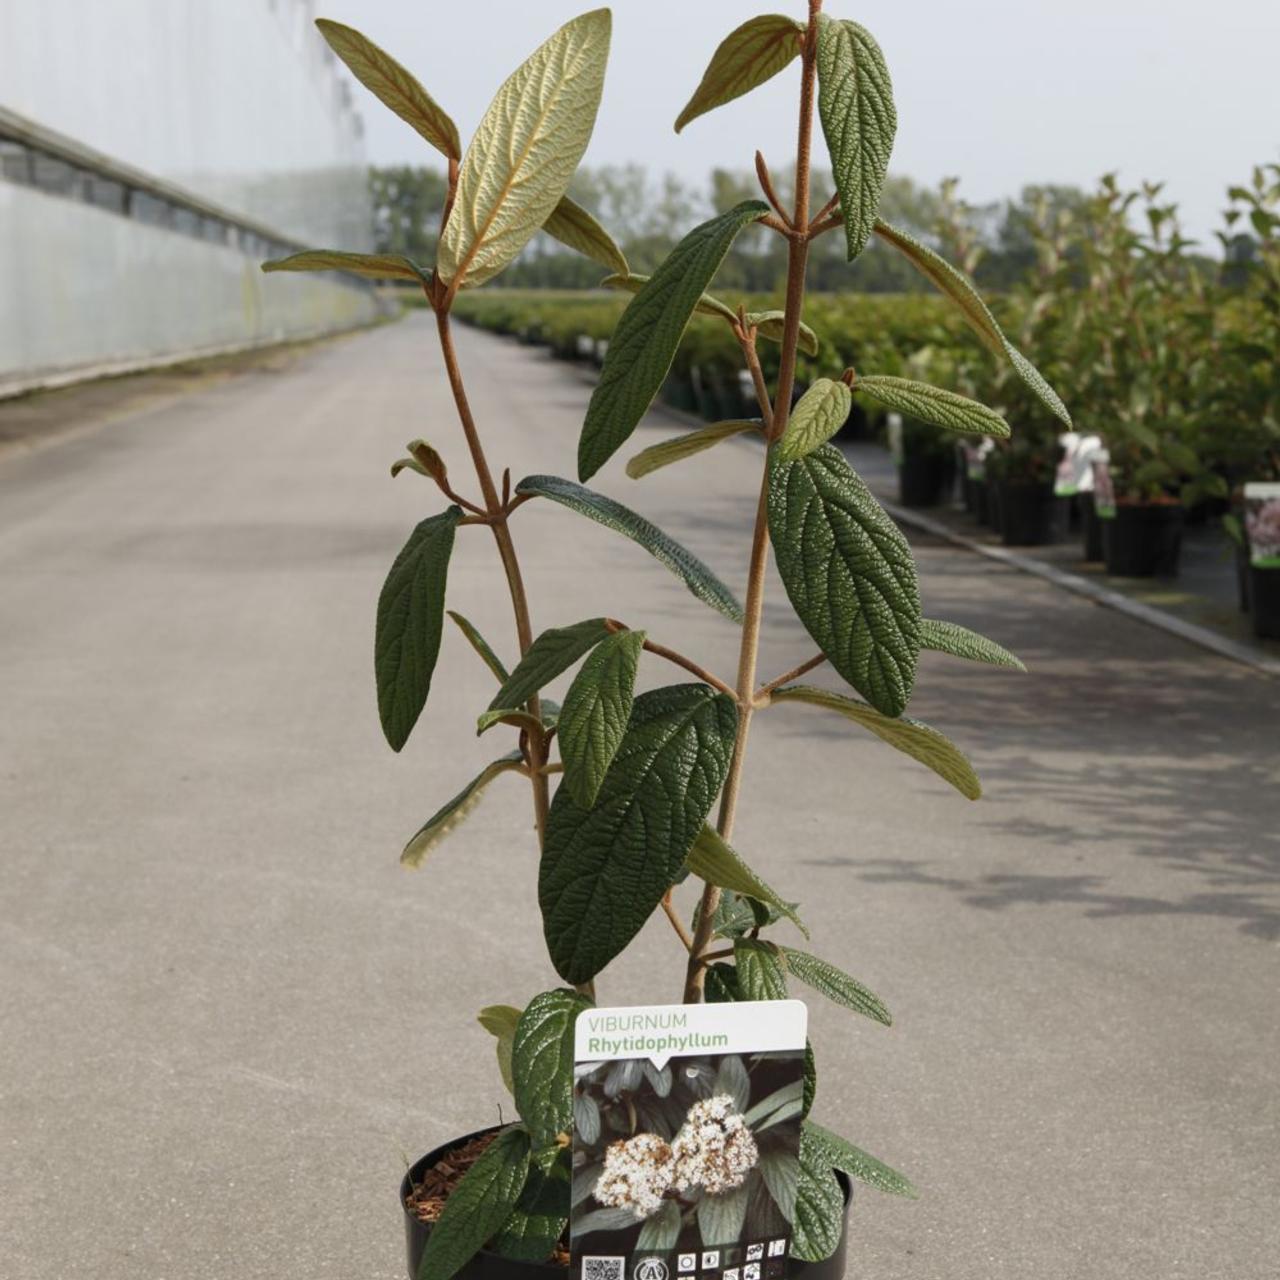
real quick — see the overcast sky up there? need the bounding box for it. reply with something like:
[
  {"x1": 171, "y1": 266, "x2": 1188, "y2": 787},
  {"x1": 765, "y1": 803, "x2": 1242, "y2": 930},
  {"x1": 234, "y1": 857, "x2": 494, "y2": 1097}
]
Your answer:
[{"x1": 321, "y1": 0, "x2": 1279, "y2": 249}]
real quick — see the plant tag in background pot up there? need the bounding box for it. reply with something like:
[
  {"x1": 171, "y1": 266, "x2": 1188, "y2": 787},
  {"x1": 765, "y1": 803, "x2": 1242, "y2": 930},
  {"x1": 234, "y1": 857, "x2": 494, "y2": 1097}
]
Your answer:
[
  {"x1": 571, "y1": 1001, "x2": 808, "y2": 1280},
  {"x1": 1243, "y1": 482, "x2": 1280, "y2": 567}
]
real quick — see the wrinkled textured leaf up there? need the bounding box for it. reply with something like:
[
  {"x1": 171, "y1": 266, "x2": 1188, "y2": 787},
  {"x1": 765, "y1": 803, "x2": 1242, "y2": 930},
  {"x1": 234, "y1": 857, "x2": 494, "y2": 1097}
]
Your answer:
[
  {"x1": 792, "y1": 1125, "x2": 845, "y2": 1262},
  {"x1": 805, "y1": 1120, "x2": 918, "y2": 1198},
  {"x1": 920, "y1": 618, "x2": 1025, "y2": 671},
  {"x1": 558, "y1": 629, "x2": 645, "y2": 807},
  {"x1": 315, "y1": 19, "x2": 460, "y2": 160},
  {"x1": 579, "y1": 201, "x2": 769, "y2": 480},
  {"x1": 601, "y1": 272, "x2": 737, "y2": 323},
  {"x1": 400, "y1": 752, "x2": 525, "y2": 867},
  {"x1": 488, "y1": 618, "x2": 610, "y2": 714},
  {"x1": 513, "y1": 989, "x2": 592, "y2": 1153},
  {"x1": 543, "y1": 195, "x2": 628, "y2": 275},
  {"x1": 439, "y1": 10, "x2": 611, "y2": 288},
  {"x1": 855, "y1": 376, "x2": 1010, "y2": 439},
  {"x1": 815, "y1": 16, "x2": 896, "y2": 261},
  {"x1": 780, "y1": 948, "x2": 891, "y2": 1026},
  {"x1": 477, "y1": 1004, "x2": 522, "y2": 1096},
  {"x1": 697, "y1": 1182, "x2": 751, "y2": 1246},
  {"x1": 262, "y1": 249, "x2": 429, "y2": 284},
  {"x1": 770, "y1": 684, "x2": 980, "y2": 800},
  {"x1": 685, "y1": 826, "x2": 807, "y2": 937},
  {"x1": 746, "y1": 310, "x2": 821, "y2": 356},
  {"x1": 802, "y1": 1041, "x2": 816, "y2": 1119},
  {"x1": 767, "y1": 445, "x2": 920, "y2": 717},
  {"x1": 636, "y1": 1198, "x2": 682, "y2": 1251},
  {"x1": 873, "y1": 220, "x2": 1072, "y2": 427},
  {"x1": 417, "y1": 1126, "x2": 531, "y2": 1280},
  {"x1": 776, "y1": 378, "x2": 854, "y2": 461},
  {"x1": 476, "y1": 700, "x2": 559, "y2": 738},
  {"x1": 733, "y1": 938, "x2": 788, "y2": 1001},
  {"x1": 675, "y1": 14, "x2": 804, "y2": 133},
  {"x1": 447, "y1": 610, "x2": 510, "y2": 683},
  {"x1": 488, "y1": 1158, "x2": 569, "y2": 1263},
  {"x1": 516, "y1": 475, "x2": 743, "y2": 622},
  {"x1": 376, "y1": 507, "x2": 462, "y2": 750},
  {"x1": 392, "y1": 439, "x2": 449, "y2": 484},
  {"x1": 759, "y1": 1150, "x2": 800, "y2": 1222},
  {"x1": 540, "y1": 685, "x2": 738, "y2": 983},
  {"x1": 626, "y1": 420, "x2": 763, "y2": 480}
]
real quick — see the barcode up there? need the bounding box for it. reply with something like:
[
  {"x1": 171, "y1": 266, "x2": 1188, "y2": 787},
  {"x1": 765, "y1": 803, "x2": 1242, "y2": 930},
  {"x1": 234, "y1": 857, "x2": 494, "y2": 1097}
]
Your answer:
[{"x1": 583, "y1": 1258, "x2": 625, "y2": 1280}]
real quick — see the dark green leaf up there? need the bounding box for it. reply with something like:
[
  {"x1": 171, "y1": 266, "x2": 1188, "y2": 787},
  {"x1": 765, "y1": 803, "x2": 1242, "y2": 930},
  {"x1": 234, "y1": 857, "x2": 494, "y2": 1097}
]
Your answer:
[
  {"x1": 685, "y1": 826, "x2": 808, "y2": 937},
  {"x1": 734, "y1": 938, "x2": 788, "y2": 1001},
  {"x1": 417, "y1": 1126, "x2": 531, "y2": 1280},
  {"x1": 573, "y1": 1091, "x2": 601, "y2": 1144},
  {"x1": 543, "y1": 195, "x2": 629, "y2": 275},
  {"x1": 792, "y1": 1125, "x2": 844, "y2": 1262},
  {"x1": 744, "y1": 1078, "x2": 804, "y2": 1131},
  {"x1": 675, "y1": 15, "x2": 805, "y2": 133},
  {"x1": 540, "y1": 685, "x2": 738, "y2": 983},
  {"x1": 758, "y1": 1150, "x2": 800, "y2": 1222},
  {"x1": 873, "y1": 220, "x2": 1071, "y2": 427},
  {"x1": 512, "y1": 989, "x2": 592, "y2": 1153},
  {"x1": 488, "y1": 1158, "x2": 569, "y2": 1263},
  {"x1": 401, "y1": 752, "x2": 526, "y2": 868},
  {"x1": 488, "y1": 619, "x2": 610, "y2": 713},
  {"x1": 697, "y1": 1182, "x2": 751, "y2": 1246},
  {"x1": 805, "y1": 1119, "x2": 918, "y2": 1198},
  {"x1": 919, "y1": 618, "x2": 1025, "y2": 671},
  {"x1": 815, "y1": 16, "x2": 897, "y2": 261},
  {"x1": 776, "y1": 378, "x2": 853, "y2": 461},
  {"x1": 780, "y1": 948, "x2": 891, "y2": 1026},
  {"x1": 601, "y1": 272, "x2": 737, "y2": 323},
  {"x1": 855, "y1": 376, "x2": 1010, "y2": 439},
  {"x1": 476, "y1": 700, "x2": 559, "y2": 738},
  {"x1": 262, "y1": 249, "x2": 430, "y2": 284},
  {"x1": 767, "y1": 445, "x2": 920, "y2": 716},
  {"x1": 706, "y1": 962, "x2": 741, "y2": 1003},
  {"x1": 578, "y1": 201, "x2": 769, "y2": 480},
  {"x1": 376, "y1": 508, "x2": 463, "y2": 750},
  {"x1": 447, "y1": 610, "x2": 511, "y2": 683},
  {"x1": 770, "y1": 684, "x2": 980, "y2": 800},
  {"x1": 558, "y1": 629, "x2": 646, "y2": 807},
  {"x1": 626, "y1": 420, "x2": 763, "y2": 480},
  {"x1": 477, "y1": 1004, "x2": 522, "y2": 1096},
  {"x1": 516, "y1": 475, "x2": 743, "y2": 622},
  {"x1": 802, "y1": 1041, "x2": 816, "y2": 1119}
]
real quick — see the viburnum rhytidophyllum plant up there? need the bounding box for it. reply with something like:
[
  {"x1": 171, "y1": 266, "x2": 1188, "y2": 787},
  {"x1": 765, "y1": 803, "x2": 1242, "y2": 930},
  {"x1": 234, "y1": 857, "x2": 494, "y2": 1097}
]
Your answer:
[{"x1": 264, "y1": 3, "x2": 1066, "y2": 1273}]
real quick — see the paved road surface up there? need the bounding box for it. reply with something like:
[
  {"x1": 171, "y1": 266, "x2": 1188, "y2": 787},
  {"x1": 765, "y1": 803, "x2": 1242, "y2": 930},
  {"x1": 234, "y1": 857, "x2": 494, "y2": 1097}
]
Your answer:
[{"x1": 2, "y1": 314, "x2": 1277, "y2": 1280}]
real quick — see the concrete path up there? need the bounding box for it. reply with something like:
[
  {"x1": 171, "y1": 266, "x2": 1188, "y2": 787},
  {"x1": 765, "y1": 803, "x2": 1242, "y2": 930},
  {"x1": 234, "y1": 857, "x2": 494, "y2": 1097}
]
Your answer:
[{"x1": 2, "y1": 313, "x2": 1277, "y2": 1280}]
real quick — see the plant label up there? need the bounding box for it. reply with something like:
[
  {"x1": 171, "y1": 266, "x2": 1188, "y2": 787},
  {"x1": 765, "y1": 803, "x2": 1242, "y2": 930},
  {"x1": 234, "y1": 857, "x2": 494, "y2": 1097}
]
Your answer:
[
  {"x1": 1244, "y1": 482, "x2": 1280, "y2": 568},
  {"x1": 571, "y1": 1000, "x2": 808, "y2": 1280}
]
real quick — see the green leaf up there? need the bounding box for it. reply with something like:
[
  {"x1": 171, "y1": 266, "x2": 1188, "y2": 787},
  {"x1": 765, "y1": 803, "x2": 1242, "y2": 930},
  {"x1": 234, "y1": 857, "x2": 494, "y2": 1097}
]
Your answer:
[
  {"x1": 919, "y1": 618, "x2": 1025, "y2": 671},
  {"x1": 512, "y1": 989, "x2": 592, "y2": 1153},
  {"x1": 805, "y1": 1119, "x2": 918, "y2": 1198},
  {"x1": 376, "y1": 508, "x2": 462, "y2": 751},
  {"x1": 315, "y1": 19, "x2": 460, "y2": 160},
  {"x1": 636, "y1": 1198, "x2": 682, "y2": 1251},
  {"x1": 578, "y1": 201, "x2": 770, "y2": 480},
  {"x1": 476, "y1": 701, "x2": 560, "y2": 738},
  {"x1": 477, "y1": 1004, "x2": 522, "y2": 1096},
  {"x1": 543, "y1": 195, "x2": 628, "y2": 275},
  {"x1": 697, "y1": 1182, "x2": 751, "y2": 1246},
  {"x1": 625, "y1": 420, "x2": 763, "y2": 480},
  {"x1": 675, "y1": 15, "x2": 805, "y2": 133},
  {"x1": 447, "y1": 611, "x2": 510, "y2": 683},
  {"x1": 438, "y1": 10, "x2": 611, "y2": 288},
  {"x1": 770, "y1": 685, "x2": 980, "y2": 800},
  {"x1": 417, "y1": 1126, "x2": 531, "y2": 1280},
  {"x1": 488, "y1": 1158, "x2": 569, "y2": 1263},
  {"x1": 802, "y1": 1042, "x2": 816, "y2": 1119},
  {"x1": 759, "y1": 1150, "x2": 800, "y2": 1222},
  {"x1": 780, "y1": 948, "x2": 891, "y2": 1026},
  {"x1": 767, "y1": 445, "x2": 920, "y2": 717},
  {"x1": 734, "y1": 938, "x2": 788, "y2": 1001},
  {"x1": 855, "y1": 376, "x2": 1010, "y2": 439},
  {"x1": 685, "y1": 825, "x2": 808, "y2": 937},
  {"x1": 792, "y1": 1125, "x2": 845, "y2": 1262},
  {"x1": 600, "y1": 272, "x2": 738, "y2": 324},
  {"x1": 401, "y1": 752, "x2": 525, "y2": 868},
  {"x1": 815, "y1": 16, "x2": 897, "y2": 261},
  {"x1": 262, "y1": 249, "x2": 429, "y2": 284},
  {"x1": 873, "y1": 220, "x2": 1072, "y2": 427},
  {"x1": 776, "y1": 378, "x2": 853, "y2": 461},
  {"x1": 714, "y1": 1054, "x2": 752, "y2": 1113},
  {"x1": 540, "y1": 685, "x2": 738, "y2": 983},
  {"x1": 746, "y1": 310, "x2": 821, "y2": 356},
  {"x1": 487, "y1": 619, "x2": 610, "y2": 714},
  {"x1": 516, "y1": 475, "x2": 743, "y2": 622},
  {"x1": 743, "y1": 1077, "x2": 804, "y2": 1132},
  {"x1": 392, "y1": 439, "x2": 450, "y2": 484},
  {"x1": 557, "y1": 629, "x2": 645, "y2": 807}
]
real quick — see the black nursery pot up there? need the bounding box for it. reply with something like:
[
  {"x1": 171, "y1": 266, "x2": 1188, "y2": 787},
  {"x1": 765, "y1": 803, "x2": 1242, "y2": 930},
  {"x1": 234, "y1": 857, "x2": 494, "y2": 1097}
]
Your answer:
[
  {"x1": 1249, "y1": 566, "x2": 1280, "y2": 639},
  {"x1": 1235, "y1": 544, "x2": 1251, "y2": 614},
  {"x1": 1102, "y1": 503, "x2": 1185, "y2": 577},
  {"x1": 997, "y1": 482, "x2": 1065, "y2": 547},
  {"x1": 1079, "y1": 492, "x2": 1104, "y2": 562},
  {"x1": 898, "y1": 453, "x2": 953, "y2": 508},
  {"x1": 403, "y1": 1129, "x2": 854, "y2": 1280}
]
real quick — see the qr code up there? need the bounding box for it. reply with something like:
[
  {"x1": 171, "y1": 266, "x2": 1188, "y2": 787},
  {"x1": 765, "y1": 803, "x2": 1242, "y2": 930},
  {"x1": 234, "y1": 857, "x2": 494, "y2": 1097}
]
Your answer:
[{"x1": 582, "y1": 1258, "x2": 625, "y2": 1280}]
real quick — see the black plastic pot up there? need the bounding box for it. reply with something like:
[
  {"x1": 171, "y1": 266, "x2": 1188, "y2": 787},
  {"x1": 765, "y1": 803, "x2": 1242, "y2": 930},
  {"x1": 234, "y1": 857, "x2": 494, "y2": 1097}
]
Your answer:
[
  {"x1": 1102, "y1": 503, "x2": 1185, "y2": 577},
  {"x1": 403, "y1": 1128, "x2": 854, "y2": 1280},
  {"x1": 1249, "y1": 566, "x2": 1280, "y2": 639},
  {"x1": 1079, "y1": 493, "x2": 1104, "y2": 562},
  {"x1": 1236, "y1": 544, "x2": 1251, "y2": 614},
  {"x1": 985, "y1": 477, "x2": 1002, "y2": 534},
  {"x1": 997, "y1": 482, "x2": 1065, "y2": 547},
  {"x1": 898, "y1": 454, "x2": 953, "y2": 508}
]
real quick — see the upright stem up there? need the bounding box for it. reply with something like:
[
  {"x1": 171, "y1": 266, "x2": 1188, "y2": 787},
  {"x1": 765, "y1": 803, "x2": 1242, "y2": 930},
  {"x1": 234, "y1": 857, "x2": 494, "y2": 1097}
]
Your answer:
[
  {"x1": 683, "y1": 6, "x2": 822, "y2": 1002},
  {"x1": 435, "y1": 308, "x2": 550, "y2": 842}
]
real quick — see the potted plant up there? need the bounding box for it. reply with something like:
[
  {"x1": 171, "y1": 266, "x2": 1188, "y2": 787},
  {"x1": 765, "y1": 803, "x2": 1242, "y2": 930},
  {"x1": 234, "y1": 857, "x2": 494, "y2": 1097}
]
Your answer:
[{"x1": 263, "y1": 6, "x2": 1063, "y2": 1278}]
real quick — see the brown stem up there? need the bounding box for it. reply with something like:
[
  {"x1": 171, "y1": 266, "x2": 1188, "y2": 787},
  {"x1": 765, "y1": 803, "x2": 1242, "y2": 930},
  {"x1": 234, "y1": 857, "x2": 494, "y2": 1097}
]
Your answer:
[
  {"x1": 741, "y1": 338, "x2": 775, "y2": 430},
  {"x1": 603, "y1": 619, "x2": 737, "y2": 698},
  {"x1": 662, "y1": 891, "x2": 695, "y2": 952},
  {"x1": 757, "y1": 652, "x2": 826, "y2": 700},
  {"x1": 435, "y1": 308, "x2": 550, "y2": 843},
  {"x1": 755, "y1": 151, "x2": 792, "y2": 227},
  {"x1": 683, "y1": 4, "x2": 822, "y2": 1003}
]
